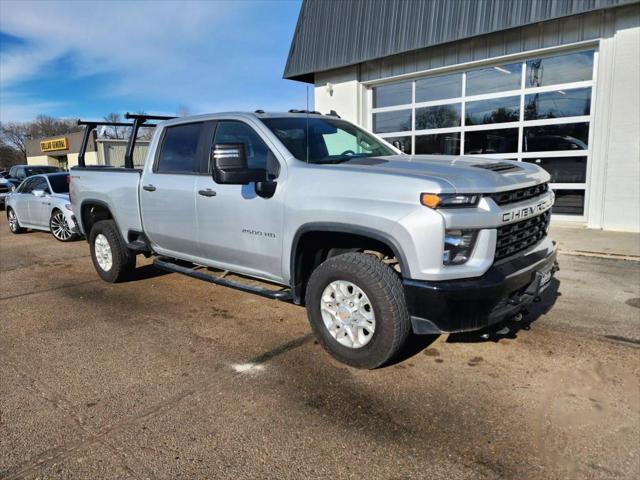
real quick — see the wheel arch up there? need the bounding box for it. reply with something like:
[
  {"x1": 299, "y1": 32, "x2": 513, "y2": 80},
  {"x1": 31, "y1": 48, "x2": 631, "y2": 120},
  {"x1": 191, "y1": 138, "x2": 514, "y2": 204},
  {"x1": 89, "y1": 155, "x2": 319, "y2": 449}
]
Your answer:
[
  {"x1": 79, "y1": 199, "x2": 118, "y2": 242},
  {"x1": 289, "y1": 222, "x2": 410, "y2": 304}
]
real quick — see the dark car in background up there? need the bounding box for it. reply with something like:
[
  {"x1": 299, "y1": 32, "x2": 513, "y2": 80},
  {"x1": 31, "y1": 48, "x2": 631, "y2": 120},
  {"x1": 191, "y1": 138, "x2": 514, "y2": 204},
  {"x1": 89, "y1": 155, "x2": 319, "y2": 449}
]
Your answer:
[{"x1": 6, "y1": 165, "x2": 62, "y2": 188}]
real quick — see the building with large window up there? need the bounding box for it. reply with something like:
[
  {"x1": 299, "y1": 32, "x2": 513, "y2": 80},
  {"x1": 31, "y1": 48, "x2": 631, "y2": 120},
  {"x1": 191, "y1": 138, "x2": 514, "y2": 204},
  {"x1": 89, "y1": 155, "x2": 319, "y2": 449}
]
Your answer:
[{"x1": 284, "y1": 0, "x2": 640, "y2": 232}]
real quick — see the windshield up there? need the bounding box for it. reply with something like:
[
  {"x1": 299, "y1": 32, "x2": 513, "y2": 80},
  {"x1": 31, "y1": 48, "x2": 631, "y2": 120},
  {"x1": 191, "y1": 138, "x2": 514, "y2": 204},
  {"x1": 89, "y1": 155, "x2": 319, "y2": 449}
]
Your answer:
[
  {"x1": 47, "y1": 174, "x2": 69, "y2": 193},
  {"x1": 260, "y1": 117, "x2": 396, "y2": 164},
  {"x1": 26, "y1": 166, "x2": 61, "y2": 176}
]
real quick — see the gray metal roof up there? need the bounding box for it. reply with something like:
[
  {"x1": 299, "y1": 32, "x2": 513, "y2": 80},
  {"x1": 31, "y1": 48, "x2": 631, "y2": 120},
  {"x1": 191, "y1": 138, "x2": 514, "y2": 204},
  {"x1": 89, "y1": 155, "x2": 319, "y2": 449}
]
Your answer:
[{"x1": 284, "y1": 0, "x2": 639, "y2": 82}]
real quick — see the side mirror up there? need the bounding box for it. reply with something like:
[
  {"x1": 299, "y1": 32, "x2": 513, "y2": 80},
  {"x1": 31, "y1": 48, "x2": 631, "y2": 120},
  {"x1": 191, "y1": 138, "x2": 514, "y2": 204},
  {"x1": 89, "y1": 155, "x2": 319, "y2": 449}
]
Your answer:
[
  {"x1": 212, "y1": 143, "x2": 266, "y2": 185},
  {"x1": 32, "y1": 189, "x2": 45, "y2": 197}
]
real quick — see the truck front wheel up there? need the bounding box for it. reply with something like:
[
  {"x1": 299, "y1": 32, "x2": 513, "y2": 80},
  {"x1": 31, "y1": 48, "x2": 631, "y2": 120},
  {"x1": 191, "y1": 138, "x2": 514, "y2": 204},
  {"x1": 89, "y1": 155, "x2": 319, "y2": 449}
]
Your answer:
[
  {"x1": 305, "y1": 252, "x2": 410, "y2": 369},
  {"x1": 89, "y1": 219, "x2": 135, "y2": 283}
]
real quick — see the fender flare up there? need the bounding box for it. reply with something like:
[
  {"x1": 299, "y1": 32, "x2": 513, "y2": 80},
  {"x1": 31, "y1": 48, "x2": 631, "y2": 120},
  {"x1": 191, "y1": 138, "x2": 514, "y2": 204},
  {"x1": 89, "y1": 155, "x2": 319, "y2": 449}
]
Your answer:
[{"x1": 289, "y1": 222, "x2": 411, "y2": 301}]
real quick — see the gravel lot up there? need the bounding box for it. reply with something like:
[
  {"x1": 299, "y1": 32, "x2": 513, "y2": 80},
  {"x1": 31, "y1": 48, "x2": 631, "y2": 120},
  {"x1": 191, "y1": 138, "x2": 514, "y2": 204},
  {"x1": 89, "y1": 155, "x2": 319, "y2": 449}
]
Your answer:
[{"x1": 1, "y1": 214, "x2": 638, "y2": 480}]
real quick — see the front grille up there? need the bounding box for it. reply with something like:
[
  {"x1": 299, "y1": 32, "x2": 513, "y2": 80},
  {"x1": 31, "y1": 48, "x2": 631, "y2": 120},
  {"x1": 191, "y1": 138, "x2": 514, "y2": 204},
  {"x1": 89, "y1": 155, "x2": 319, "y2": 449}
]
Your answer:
[
  {"x1": 489, "y1": 182, "x2": 548, "y2": 206},
  {"x1": 495, "y1": 211, "x2": 550, "y2": 261}
]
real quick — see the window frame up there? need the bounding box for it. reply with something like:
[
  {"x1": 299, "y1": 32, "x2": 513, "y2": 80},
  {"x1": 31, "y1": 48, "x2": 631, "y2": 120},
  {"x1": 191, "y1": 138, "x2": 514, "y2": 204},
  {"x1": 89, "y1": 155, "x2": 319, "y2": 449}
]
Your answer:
[{"x1": 368, "y1": 45, "x2": 598, "y2": 222}]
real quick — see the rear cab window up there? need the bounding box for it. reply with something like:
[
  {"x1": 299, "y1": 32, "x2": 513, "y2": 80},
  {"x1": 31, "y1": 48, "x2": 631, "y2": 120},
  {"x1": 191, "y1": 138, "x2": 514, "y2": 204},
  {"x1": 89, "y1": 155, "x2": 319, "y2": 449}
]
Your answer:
[{"x1": 155, "y1": 122, "x2": 205, "y2": 174}]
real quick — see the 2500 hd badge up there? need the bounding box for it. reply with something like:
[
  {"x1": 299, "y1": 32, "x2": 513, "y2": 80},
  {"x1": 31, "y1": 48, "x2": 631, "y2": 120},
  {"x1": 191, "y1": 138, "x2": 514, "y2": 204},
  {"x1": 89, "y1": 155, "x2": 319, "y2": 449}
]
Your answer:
[{"x1": 502, "y1": 198, "x2": 552, "y2": 223}]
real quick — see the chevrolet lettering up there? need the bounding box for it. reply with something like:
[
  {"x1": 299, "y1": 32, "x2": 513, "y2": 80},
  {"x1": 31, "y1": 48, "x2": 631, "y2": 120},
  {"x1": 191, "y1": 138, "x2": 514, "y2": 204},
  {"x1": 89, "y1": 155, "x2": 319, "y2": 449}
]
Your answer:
[
  {"x1": 69, "y1": 111, "x2": 558, "y2": 369},
  {"x1": 502, "y1": 198, "x2": 553, "y2": 224}
]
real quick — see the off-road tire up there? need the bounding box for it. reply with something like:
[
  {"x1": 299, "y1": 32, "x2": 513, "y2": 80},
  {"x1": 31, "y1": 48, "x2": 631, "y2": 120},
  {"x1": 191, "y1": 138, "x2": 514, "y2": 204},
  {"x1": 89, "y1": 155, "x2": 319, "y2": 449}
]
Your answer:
[
  {"x1": 89, "y1": 219, "x2": 136, "y2": 283},
  {"x1": 6, "y1": 207, "x2": 26, "y2": 234},
  {"x1": 305, "y1": 252, "x2": 411, "y2": 369}
]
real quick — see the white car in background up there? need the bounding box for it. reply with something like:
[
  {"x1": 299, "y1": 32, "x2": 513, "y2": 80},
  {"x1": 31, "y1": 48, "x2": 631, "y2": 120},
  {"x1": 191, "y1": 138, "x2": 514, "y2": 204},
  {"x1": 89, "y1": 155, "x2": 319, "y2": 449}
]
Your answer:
[{"x1": 5, "y1": 172, "x2": 79, "y2": 242}]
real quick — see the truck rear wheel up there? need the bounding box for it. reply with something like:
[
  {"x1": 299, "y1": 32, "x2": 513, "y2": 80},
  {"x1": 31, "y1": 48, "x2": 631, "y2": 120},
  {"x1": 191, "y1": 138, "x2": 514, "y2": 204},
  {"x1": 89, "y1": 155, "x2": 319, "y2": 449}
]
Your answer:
[
  {"x1": 305, "y1": 252, "x2": 410, "y2": 369},
  {"x1": 89, "y1": 219, "x2": 135, "y2": 283}
]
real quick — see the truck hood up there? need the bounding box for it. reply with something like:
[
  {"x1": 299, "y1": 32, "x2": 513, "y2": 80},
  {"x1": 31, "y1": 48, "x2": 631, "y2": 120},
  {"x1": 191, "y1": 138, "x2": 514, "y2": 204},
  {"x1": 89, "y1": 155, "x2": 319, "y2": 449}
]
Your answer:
[{"x1": 332, "y1": 155, "x2": 549, "y2": 193}]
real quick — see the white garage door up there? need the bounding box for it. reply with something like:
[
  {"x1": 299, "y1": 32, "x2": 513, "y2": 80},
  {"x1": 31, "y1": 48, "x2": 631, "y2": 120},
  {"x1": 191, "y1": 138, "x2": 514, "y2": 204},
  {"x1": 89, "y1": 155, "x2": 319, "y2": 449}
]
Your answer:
[{"x1": 370, "y1": 48, "x2": 596, "y2": 220}]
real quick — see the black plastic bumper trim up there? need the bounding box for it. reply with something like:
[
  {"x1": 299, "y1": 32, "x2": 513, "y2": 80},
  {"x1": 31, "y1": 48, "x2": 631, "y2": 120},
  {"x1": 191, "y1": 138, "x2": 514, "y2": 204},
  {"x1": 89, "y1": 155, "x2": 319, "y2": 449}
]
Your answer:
[{"x1": 404, "y1": 247, "x2": 557, "y2": 334}]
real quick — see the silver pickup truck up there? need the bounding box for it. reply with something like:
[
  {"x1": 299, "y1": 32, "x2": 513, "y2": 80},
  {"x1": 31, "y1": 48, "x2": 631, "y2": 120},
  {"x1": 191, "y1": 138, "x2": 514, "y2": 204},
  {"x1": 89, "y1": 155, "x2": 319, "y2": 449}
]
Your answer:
[{"x1": 70, "y1": 111, "x2": 558, "y2": 368}]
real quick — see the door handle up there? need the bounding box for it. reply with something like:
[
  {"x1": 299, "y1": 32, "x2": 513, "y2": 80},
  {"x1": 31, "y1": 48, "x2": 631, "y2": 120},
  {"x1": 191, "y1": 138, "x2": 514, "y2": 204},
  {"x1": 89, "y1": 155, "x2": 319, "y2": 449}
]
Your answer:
[
  {"x1": 142, "y1": 184, "x2": 156, "y2": 192},
  {"x1": 198, "y1": 189, "x2": 217, "y2": 197}
]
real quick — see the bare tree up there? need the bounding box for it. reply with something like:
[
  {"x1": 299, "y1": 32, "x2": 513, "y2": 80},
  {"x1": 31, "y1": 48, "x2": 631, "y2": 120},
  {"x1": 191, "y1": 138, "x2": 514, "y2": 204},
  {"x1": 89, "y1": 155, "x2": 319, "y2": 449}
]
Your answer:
[
  {"x1": 103, "y1": 112, "x2": 124, "y2": 139},
  {"x1": 0, "y1": 122, "x2": 29, "y2": 160},
  {"x1": 0, "y1": 115, "x2": 82, "y2": 162},
  {"x1": 0, "y1": 139, "x2": 24, "y2": 167}
]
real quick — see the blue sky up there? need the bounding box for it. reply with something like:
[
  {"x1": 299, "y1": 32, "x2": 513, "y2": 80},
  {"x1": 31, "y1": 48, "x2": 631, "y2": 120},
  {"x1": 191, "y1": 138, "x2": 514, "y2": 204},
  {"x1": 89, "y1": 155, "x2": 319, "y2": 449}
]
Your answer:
[{"x1": 0, "y1": 0, "x2": 308, "y2": 122}]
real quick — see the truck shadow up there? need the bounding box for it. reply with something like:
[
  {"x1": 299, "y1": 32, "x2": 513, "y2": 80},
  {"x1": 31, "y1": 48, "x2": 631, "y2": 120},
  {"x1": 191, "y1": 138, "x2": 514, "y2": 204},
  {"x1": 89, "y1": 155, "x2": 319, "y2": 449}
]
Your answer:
[
  {"x1": 122, "y1": 264, "x2": 173, "y2": 282},
  {"x1": 446, "y1": 277, "x2": 561, "y2": 344}
]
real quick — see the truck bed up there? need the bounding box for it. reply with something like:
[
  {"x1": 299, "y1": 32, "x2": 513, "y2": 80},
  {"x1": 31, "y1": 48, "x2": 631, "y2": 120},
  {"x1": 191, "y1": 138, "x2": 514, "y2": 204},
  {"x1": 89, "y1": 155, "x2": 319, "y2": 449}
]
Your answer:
[{"x1": 69, "y1": 167, "x2": 143, "y2": 239}]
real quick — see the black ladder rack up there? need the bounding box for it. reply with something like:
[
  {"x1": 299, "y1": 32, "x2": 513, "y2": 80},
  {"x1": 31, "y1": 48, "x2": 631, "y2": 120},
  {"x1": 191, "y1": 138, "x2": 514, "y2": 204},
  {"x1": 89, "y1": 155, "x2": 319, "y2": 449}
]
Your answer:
[{"x1": 76, "y1": 112, "x2": 176, "y2": 168}]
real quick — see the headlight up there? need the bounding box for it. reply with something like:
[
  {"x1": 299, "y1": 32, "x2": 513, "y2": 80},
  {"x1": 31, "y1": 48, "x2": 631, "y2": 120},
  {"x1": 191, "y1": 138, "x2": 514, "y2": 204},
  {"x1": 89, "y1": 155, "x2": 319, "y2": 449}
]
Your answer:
[
  {"x1": 65, "y1": 203, "x2": 73, "y2": 211},
  {"x1": 421, "y1": 193, "x2": 479, "y2": 208},
  {"x1": 443, "y1": 229, "x2": 477, "y2": 265}
]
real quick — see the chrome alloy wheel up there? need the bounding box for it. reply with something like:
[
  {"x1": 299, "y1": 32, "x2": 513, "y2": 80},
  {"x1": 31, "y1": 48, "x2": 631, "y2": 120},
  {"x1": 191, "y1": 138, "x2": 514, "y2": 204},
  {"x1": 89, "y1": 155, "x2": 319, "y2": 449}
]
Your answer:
[
  {"x1": 94, "y1": 233, "x2": 113, "y2": 271},
  {"x1": 320, "y1": 280, "x2": 376, "y2": 349},
  {"x1": 51, "y1": 211, "x2": 72, "y2": 241},
  {"x1": 8, "y1": 209, "x2": 18, "y2": 232}
]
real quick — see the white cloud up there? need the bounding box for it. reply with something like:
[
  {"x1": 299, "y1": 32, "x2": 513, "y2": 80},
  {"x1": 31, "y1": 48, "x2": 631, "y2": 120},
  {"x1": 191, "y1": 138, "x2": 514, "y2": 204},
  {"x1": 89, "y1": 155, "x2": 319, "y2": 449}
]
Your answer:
[{"x1": 0, "y1": 0, "x2": 304, "y2": 120}]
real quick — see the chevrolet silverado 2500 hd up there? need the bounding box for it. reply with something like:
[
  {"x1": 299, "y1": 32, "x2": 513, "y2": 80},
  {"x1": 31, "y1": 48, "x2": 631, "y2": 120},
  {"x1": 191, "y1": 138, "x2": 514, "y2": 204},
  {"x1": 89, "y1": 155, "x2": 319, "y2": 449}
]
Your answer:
[{"x1": 68, "y1": 111, "x2": 558, "y2": 368}]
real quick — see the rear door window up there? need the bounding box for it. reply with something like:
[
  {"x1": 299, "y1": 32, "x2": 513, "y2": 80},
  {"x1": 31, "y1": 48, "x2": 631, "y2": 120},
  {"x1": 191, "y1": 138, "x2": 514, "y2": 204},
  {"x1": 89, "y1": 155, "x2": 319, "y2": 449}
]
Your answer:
[{"x1": 156, "y1": 123, "x2": 204, "y2": 173}]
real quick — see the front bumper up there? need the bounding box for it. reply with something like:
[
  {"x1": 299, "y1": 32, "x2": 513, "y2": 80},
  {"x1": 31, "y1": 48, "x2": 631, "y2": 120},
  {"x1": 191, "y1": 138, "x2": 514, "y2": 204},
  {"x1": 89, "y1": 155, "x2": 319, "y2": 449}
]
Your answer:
[{"x1": 405, "y1": 245, "x2": 558, "y2": 334}]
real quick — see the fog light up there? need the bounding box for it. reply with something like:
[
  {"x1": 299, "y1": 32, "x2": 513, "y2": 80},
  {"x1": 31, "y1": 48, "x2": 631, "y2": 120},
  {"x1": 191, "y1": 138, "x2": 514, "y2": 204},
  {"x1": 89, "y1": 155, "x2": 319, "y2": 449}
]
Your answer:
[{"x1": 443, "y1": 229, "x2": 476, "y2": 265}]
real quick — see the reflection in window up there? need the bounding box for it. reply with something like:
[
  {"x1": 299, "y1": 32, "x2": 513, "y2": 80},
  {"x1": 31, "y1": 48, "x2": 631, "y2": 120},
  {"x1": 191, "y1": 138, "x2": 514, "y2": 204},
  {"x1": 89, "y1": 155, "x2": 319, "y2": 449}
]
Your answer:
[
  {"x1": 415, "y1": 73, "x2": 462, "y2": 103},
  {"x1": 523, "y1": 157, "x2": 587, "y2": 183},
  {"x1": 526, "y1": 51, "x2": 594, "y2": 88},
  {"x1": 415, "y1": 104, "x2": 461, "y2": 130},
  {"x1": 372, "y1": 110, "x2": 412, "y2": 133},
  {"x1": 415, "y1": 133, "x2": 460, "y2": 155},
  {"x1": 465, "y1": 96, "x2": 520, "y2": 125},
  {"x1": 373, "y1": 82, "x2": 412, "y2": 108},
  {"x1": 525, "y1": 88, "x2": 591, "y2": 120},
  {"x1": 552, "y1": 189, "x2": 585, "y2": 215},
  {"x1": 464, "y1": 128, "x2": 518, "y2": 154},
  {"x1": 523, "y1": 123, "x2": 589, "y2": 152},
  {"x1": 466, "y1": 63, "x2": 520, "y2": 96},
  {"x1": 384, "y1": 136, "x2": 411, "y2": 154}
]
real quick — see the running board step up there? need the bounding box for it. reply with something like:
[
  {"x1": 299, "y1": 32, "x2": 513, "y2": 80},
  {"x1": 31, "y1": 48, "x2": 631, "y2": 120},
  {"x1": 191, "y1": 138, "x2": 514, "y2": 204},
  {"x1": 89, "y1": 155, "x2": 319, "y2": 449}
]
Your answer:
[
  {"x1": 153, "y1": 257, "x2": 293, "y2": 302},
  {"x1": 127, "y1": 240, "x2": 151, "y2": 252}
]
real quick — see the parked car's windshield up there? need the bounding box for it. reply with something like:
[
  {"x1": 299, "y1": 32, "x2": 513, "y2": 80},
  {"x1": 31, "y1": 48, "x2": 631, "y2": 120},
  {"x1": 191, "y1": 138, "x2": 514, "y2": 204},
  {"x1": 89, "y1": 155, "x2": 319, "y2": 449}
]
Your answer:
[
  {"x1": 260, "y1": 117, "x2": 396, "y2": 164},
  {"x1": 47, "y1": 174, "x2": 69, "y2": 193}
]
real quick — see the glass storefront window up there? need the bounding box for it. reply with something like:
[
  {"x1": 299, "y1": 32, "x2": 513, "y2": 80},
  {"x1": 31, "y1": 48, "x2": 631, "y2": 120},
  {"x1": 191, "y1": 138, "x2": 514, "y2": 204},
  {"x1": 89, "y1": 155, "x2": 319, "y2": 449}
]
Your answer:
[
  {"x1": 524, "y1": 87, "x2": 591, "y2": 120},
  {"x1": 372, "y1": 110, "x2": 412, "y2": 133},
  {"x1": 384, "y1": 136, "x2": 412, "y2": 154},
  {"x1": 415, "y1": 133, "x2": 460, "y2": 155},
  {"x1": 464, "y1": 128, "x2": 518, "y2": 154},
  {"x1": 523, "y1": 123, "x2": 589, "y2": 152},
  {"x1": 415, "y1": 104, "x2": 461, "y2": 130},
  {"x1": 465, "y1": 96, "x2": 520, "y2": 125},
  {"x1": 415, "y1": 73, "x2": 462, "y2": 103},
  {"x1": 373, "y1": 81, "x2": 412, "y2": 108},
  {"x1": 523, "y1": 157, "x2": 587, "y2": 183},
  {"x1": 466, "y1": 63, "x2": 521, "y2": 96},
  {"x1": 371, "y1": 49, "x2": 595, "y2": 217},
  {"x1": 526, "y1": 50, "x2": 594, "y2": 88},
  {"x1": 552, "y1": 189, "x2": 585, "y2": 215}
]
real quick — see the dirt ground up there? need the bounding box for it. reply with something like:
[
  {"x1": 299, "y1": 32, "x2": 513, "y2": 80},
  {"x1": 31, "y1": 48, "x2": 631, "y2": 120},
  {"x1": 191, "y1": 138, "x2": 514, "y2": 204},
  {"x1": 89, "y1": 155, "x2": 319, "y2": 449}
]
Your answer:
[{"x1": 1, "y1": 214, "x2": 638, "y2": 480}]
